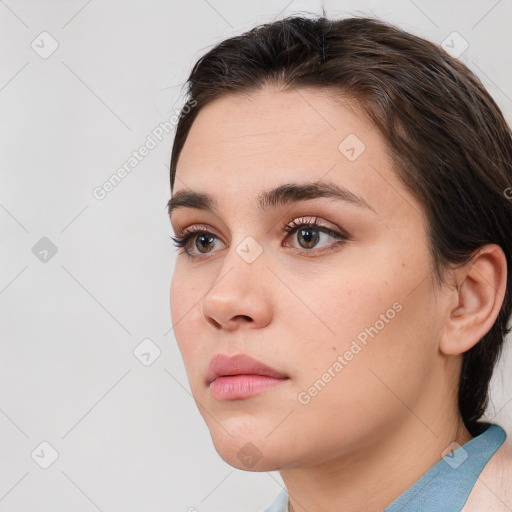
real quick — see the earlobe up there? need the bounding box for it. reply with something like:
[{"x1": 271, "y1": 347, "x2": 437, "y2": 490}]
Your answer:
[{"x1": 439, "y1": 244, "x2": 507, "y2": 356}]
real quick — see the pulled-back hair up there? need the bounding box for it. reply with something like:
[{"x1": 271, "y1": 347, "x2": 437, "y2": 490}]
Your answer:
[{"x1": 169, "y1": 15, "x2": 512, "y2": 436}]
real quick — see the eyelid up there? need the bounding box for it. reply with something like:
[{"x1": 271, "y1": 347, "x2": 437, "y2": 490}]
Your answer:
[
  {"x1": 281, "y1": 215, "x2": 349, "y2": 237},
  {"x1": 175, "y1": 217, "x2": 345, "y2": 239},
  {"x1": 174, "y1": 223, "x2": 221, "y2": 238}
]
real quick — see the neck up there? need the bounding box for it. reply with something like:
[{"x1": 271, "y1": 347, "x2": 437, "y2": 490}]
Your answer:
[{"x1": 283, "y1": 413, "x2": 472, "y2": 512}]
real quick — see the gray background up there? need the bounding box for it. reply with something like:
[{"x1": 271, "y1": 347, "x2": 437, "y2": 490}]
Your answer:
[{"x1": 1, "y1": 0, "x2": 511, "y2": 510}]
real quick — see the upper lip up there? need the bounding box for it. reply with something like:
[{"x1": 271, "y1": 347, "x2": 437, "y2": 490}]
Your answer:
[{"x1": 206, "y1": 353, "x2": 288, "y2": 385}]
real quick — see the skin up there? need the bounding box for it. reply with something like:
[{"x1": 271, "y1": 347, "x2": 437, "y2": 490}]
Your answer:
[
  {"x1": 463, "y1": 439, "x2": 512, "y2": 511},
  {"x1": 169, "y1": 85, "x2": 510, "y2": 512}
]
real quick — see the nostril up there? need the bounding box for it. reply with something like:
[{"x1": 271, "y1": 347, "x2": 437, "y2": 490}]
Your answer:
[{"x1": 209, "y1": 318, "x2": 222, "y2": 329}]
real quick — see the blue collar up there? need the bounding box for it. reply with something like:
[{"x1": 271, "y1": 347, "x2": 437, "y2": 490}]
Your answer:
[{"x1": 263, "y1": 423, "x2": 506, "y2": 512}]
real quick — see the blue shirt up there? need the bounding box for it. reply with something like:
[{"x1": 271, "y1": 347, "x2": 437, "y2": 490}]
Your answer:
[{"x1": 263, "y1": 423, "x2": 506, "y2": 512}]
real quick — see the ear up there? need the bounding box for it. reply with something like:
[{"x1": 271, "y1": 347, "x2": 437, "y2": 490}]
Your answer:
[{"x1": 439, "y1": 244, "x2": 508, "y2": 356}]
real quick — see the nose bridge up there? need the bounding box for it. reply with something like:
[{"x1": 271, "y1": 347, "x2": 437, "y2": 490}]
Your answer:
[
  {"x1": 201, "y1": 233, "x2": 268, "y2": 326},
  {"x1": 211, "y1": 232, "x2": 266, "y2": 296}
]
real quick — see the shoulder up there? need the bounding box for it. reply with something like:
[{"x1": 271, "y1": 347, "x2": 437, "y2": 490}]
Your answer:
[{"x1": 462, "y1": 435, "x2": 512, "y2": 511}]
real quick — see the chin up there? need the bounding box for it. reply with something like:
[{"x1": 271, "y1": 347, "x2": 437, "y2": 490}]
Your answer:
[
  {"x1": 207, "y1": 425, "x2": 284, "y2": 472},
  {"x1": 215, "y1": 443, "x2": 283, "y2": 472}
]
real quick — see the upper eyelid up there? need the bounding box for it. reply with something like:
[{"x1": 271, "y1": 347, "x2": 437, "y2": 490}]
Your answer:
[{"x1": 177, "y1": 218, "x2": 341, "y2": 237}]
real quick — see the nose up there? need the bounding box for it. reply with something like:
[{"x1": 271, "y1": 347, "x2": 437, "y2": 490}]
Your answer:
[{"x1": 201, "y1": 240, "x2": 272, "y2": 331}]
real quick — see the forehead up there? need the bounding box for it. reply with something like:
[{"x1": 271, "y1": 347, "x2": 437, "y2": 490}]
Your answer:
[
  {"x1": 179, "y1": 87, "x2": 371, "y2": 167},
  {"x1": 174, "y1": 86, "x2": 417, "y2": 220}
]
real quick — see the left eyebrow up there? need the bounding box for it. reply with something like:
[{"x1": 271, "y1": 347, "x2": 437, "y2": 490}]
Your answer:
[{"x1": 167, "y1": 180, "x2": 377, "y2": 218}]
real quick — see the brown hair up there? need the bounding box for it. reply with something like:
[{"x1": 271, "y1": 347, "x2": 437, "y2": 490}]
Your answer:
[{"x1": 168, "y1": 15, "x2": 512, "y2": 436}]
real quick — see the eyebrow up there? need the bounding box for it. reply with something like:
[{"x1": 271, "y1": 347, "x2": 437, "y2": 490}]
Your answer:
[{"x1": 167, "y1": 181, "x2": 376, "y2": 218}]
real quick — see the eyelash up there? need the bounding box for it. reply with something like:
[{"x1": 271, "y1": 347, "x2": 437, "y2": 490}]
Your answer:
[{"x1": 170, "y1": 217, "x2": 349, "y2": 259}]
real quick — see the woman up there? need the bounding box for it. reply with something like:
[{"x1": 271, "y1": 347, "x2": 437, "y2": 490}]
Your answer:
[{"x1": 167, "y1": 15, "x2": 512, "y2": 511}]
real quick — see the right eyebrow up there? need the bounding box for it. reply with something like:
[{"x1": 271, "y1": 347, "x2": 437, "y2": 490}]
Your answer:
[{"x1": 167, "y1": 180, "x2": 377, "y2": 218}]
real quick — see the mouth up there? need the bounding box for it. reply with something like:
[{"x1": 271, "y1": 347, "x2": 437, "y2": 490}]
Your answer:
[
  {"x1": 209, "y1": 374, "x2": 289, "y2": 400},
  {"x1": 206, "y1": 353, "x2": 289, "y2": 400}
]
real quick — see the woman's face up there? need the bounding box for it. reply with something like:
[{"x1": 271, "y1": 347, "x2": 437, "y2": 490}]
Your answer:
[{"x1": 169, "y1": 86, "x2": 453, "y2": 471}]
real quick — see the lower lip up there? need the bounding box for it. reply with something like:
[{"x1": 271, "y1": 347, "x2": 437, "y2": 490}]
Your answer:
[{"x1": 209, "y1": 375, "x2": 288, "y2": 400}]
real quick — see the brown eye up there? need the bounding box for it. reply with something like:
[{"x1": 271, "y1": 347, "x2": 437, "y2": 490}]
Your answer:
[
  {"x1": 195, "y1": 234, "x2": 216, "y2": 254},
  {"x1": 283, "y1": 217, "x2": 349, "y2": 254},
  {"x1": 296, "y1": 227, "x2": 320, "y2": 249},
  {"x1": 170, "y1": 228, "x2": 223, "y2": 257}
]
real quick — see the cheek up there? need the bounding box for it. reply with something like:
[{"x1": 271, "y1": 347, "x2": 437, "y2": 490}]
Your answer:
[
  {"x1": 285, "y1": 260, "x2": 397, "y2": 355},
  {"x1": 170, "y1": 264, "x2": 204, "y2": 361},
  {"x1": 288, "y1": 245, "x2": 438, "y2": 399},
  {"x1": 284, "y1": 278, "x2": 439, "y2": 452}
]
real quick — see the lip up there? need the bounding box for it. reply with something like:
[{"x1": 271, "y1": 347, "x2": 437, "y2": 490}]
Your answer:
[
  {"x1": 206, "y1": 353, "x2": 288, "y2": 385},
  {"x1": 209, "y1": 375, "x2": 288, "y2": 400}
]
